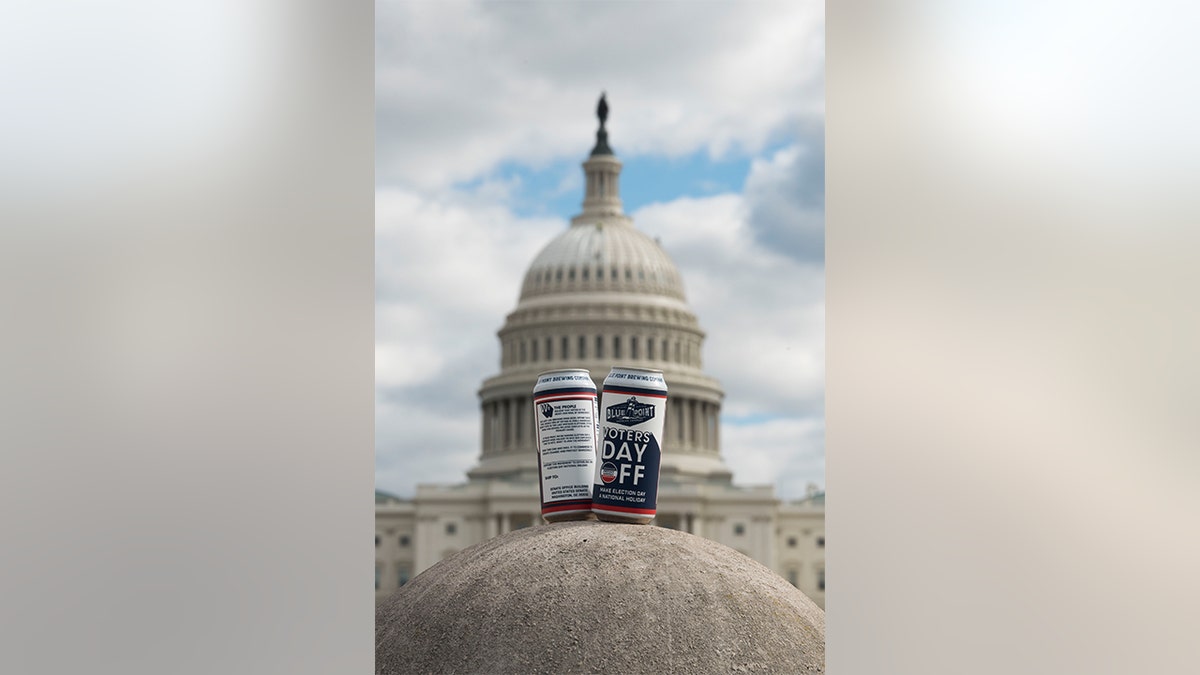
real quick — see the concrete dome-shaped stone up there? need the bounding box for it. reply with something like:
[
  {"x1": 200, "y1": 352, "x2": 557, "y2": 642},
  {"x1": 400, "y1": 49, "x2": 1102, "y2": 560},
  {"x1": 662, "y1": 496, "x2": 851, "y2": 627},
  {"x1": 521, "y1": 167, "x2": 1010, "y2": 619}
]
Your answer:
[{"x1": 376, "y1": 521, "x2": 825, "y2": 674}]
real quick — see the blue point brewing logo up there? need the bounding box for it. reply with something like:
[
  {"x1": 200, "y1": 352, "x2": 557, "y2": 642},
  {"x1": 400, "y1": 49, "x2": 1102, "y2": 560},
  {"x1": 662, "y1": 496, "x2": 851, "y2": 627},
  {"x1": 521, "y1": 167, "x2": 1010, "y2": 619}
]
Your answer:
[{"x1": 605, "y1": 396, "x2": 655, "y2": 427}]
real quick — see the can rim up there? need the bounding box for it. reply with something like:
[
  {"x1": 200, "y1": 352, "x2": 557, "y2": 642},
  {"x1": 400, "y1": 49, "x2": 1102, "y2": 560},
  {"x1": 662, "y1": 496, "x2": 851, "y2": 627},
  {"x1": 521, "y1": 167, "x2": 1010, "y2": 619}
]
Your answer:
[{"x1": 534, "y1": 368, "x2": 594, "y2": 379}]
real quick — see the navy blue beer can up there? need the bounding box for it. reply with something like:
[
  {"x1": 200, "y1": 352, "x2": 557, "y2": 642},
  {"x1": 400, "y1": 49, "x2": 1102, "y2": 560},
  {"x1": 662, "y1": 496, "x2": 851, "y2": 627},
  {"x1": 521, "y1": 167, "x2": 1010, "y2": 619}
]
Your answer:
[
  {"x1": 533, "y1": 369, "x2": 600, "y2": 522},
  {"x1": 592, "y1": 367, "x2": 668, "y2": 524}
]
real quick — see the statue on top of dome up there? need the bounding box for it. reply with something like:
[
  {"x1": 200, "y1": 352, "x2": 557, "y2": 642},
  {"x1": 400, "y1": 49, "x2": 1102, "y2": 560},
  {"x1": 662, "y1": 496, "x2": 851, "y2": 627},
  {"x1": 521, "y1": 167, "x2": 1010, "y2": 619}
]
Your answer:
[{"x1": 591, "y1": 92, "x2": 613, "y2": 156}]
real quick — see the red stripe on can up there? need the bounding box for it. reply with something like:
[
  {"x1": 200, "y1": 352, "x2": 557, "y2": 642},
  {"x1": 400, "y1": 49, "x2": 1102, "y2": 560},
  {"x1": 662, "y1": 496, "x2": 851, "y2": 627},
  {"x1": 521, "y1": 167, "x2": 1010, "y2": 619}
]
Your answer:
[
  {"x1": 533, "y1": 394, "x2": 597, "y2": 403},
  {"x1": 592, "y1": 504, "x2": 657, "y2": 515}
]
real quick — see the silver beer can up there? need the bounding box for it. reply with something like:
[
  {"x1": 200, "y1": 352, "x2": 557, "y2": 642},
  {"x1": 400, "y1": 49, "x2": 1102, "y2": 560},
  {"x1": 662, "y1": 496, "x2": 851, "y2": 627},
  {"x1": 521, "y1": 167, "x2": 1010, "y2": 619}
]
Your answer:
[
  {"x1": 592, "y1": 366, "x2": 668, "y2": 524},
  {"x1": 533, "y1": 369, "x2": 600, "y2": 522}
]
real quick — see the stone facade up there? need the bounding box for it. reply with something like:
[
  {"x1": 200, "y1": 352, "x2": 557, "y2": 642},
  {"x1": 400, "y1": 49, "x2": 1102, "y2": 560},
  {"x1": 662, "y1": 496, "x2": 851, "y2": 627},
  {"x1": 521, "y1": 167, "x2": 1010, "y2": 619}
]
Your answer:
[{"x1": 376, "y1": 101, "x2": 824, "y2": 607}]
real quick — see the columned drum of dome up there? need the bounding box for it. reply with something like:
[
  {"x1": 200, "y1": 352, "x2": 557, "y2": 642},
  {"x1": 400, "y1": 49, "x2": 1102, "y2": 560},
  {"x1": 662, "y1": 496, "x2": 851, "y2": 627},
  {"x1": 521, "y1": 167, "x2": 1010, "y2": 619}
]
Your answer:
[{"x1": 472, "y1": 96, "x2": 731, "y2": 486}]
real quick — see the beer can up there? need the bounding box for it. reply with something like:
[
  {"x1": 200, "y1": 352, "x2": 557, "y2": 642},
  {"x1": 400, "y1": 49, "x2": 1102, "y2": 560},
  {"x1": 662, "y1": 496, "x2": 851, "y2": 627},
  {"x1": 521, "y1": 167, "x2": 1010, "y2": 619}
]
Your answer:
[
  {"x1": 533, "y1": 369, "x2": 600, "y2": 522},
  {"x1": 592, "y1": 366, "x2": 668, "y2": 524}
]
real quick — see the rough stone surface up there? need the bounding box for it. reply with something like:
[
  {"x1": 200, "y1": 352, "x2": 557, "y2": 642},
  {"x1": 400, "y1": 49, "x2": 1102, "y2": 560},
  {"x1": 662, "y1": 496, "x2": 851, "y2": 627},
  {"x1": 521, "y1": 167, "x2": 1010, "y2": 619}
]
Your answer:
[{"x1": 376, "y1": 521, "x2": 825, "y2": 674}]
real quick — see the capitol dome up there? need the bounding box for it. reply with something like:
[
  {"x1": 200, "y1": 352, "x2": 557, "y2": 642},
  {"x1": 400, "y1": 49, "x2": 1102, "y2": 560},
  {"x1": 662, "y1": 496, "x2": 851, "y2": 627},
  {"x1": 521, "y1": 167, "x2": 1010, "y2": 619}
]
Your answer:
[
  {"x1": 470, "y1": 96, "x2": 731, "y2": 484},
  {"x1": 518, "y1": 220, "x2": 686, "y2": 302}
]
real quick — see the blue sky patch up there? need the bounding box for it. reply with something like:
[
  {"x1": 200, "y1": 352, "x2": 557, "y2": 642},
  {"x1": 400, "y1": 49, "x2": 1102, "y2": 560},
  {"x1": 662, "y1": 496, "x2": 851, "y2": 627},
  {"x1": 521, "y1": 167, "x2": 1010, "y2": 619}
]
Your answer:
[{"x1": 459, "y1": 146, "x2": 791, "y2": 220}]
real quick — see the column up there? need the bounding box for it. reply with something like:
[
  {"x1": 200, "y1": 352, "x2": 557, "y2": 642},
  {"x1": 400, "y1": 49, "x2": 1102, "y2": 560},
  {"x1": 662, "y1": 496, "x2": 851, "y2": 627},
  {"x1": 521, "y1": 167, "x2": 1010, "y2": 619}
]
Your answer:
[
  {"x1": 492, "y1": 403, "x2": 501, "y2": 452},
  {"x1": 505, "y1": 398, "x2": 515, "y2": 449},
  {"x1": 415, "y1": 515, "x2": 436, "y2": 574},
  {"x1": 486, "y1": 402, "x2": 495, "y2": 453},
  {"x1": 485, "y1": 511, "x2": 498, "y2": 539},
  {"x1": 515, "y1": 398, "x2": 525, "y2": 446},
  {"x1": 482, "y1": 403, "x2": 492, "y2": 453},
  {"x1": 689, "y1": 400, "x2": 698, "y2": 449},
  {"x1": 686, "y1": 398, "x2": 696, "y2": 446},
  {"x1": 670, "y1": 399, "x2": 679, "y2": 443},
  {"x1": 753, "y1": 515, "x2": 775, "y2": 570},
  {"x1": 713, "y1": 405, "x2": 720, "y2": 453}
]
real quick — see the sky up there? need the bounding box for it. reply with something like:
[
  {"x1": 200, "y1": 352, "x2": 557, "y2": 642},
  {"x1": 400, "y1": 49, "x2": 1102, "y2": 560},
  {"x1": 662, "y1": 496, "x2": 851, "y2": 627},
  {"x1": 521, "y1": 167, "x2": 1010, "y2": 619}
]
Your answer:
[{"x1": 375, "y1": 1, "x2": 825, "y2": 501}]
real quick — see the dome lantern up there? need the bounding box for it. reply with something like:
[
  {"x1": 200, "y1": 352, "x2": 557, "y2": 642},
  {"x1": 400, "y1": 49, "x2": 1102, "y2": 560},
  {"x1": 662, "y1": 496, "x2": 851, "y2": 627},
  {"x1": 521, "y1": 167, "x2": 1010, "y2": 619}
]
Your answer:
[{"x1": 580, "y1": 92, "x2": 623, "y2": 219}]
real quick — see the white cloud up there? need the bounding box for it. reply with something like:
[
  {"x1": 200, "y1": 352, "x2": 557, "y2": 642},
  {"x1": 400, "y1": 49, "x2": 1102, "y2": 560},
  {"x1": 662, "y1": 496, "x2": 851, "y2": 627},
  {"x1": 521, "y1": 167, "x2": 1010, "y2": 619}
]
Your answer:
[
  {"x1": 376, "y1": 1, "x2": 824, "y2": 189},
  {"x1": 375, "y1": 188, "x2": 562, "y2": 316},
  {"x1": 375, "y1": 187, "x2": 567, "y2": 495},
  {"x1": 375, "y1": 397, "x2": 479, "y2": 496},
  {"x1": 634, "y1": 195, "x2": 825, "y2": 420},
  {"x1": 722, "y1": 417, "x2": 825, "y2": 498},
  {"x1": 743, "y1": 134, "x2": 825, "y2": 263}
]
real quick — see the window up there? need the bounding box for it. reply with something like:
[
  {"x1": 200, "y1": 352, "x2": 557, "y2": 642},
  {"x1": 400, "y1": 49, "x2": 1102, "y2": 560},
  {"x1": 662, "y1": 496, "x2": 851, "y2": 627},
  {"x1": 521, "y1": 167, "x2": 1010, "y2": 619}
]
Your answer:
[
  {"x1": 611, "y1": 266, "x2": 618, "y2": 280},
  {"x1": 375, "y1": 535, "x2": 381, "y2": 547},
  {"x1": 445, "y1": 522, "x2": 457, "y2": 535},
  {"x1": 375, "y1": 563, "x2": 382, "y2": 590},
  {"x1": 568, "y1": 267, "x2": 576, "y2": 281},
  {"x1": 734, "y1": 523, "x2": 745, "y2": 536},
  {"x1": 555, "y1": 268, "x2": 563, "y2": 281},
  {"x1": 631, "y1": 337, "x2": 639, "y2": 360},
  {"x1": 532, "y1": 340, "x2": 539, "y2": 361},
  {"x1": 613, "y1": 336, "x2": 621, "y2": 360},
  {"x1": 520, "y1": 341, "x2": 527, "y2": 363},
  {"x1": 545, "y1": 337, "x2": 553, "y2": 361},
  {"x1": 398, "y1": 565, "x2": 411, "y2": 587},
  {"x1": 818, "y1": 568, "x2": 825, "y2": 591},
  {"x1": 787, "y1": 569, "x2": 799, "y2": 587},
  {"x1": 787, "y1": 536, "x2": 797, "y2": 548},
  {"x1": 578, "y1": 336, "x2": 586, "y2": 359},
  {"x1": 582, "y1": 267, "x2": 589, "y2": 281},
  {"x1": 562, "y1": 336, "x2": 569, "y2": 360},
  {"x1": 817, "y1": 536, "x2": 825, "y2": 548},
  {"x1": 624, "y1": 267, "x2": 632, "y2": 281},
  {"x1": 662, "y1": 339, "x2": 669, "y2": 362},
  {"x1": 647, "y1": 339, "x2": 655, "y2": 360},
  {"x1": 596, "y1": 335, "x2": 604, "y2": 359},
  {"x1": 399, "y1": 535, "x2": 410, "y2": 547}
]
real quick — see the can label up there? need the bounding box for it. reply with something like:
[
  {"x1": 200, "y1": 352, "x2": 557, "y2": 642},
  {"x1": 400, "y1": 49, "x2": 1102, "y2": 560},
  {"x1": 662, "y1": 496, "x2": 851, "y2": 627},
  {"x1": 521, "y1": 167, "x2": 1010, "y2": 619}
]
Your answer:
[
  {"x1": 593, "y1": 368, "x2": 667, "y2": 520},
  {"x1": 533, "y1": 370, "x2": 599, "y2": 516}
]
